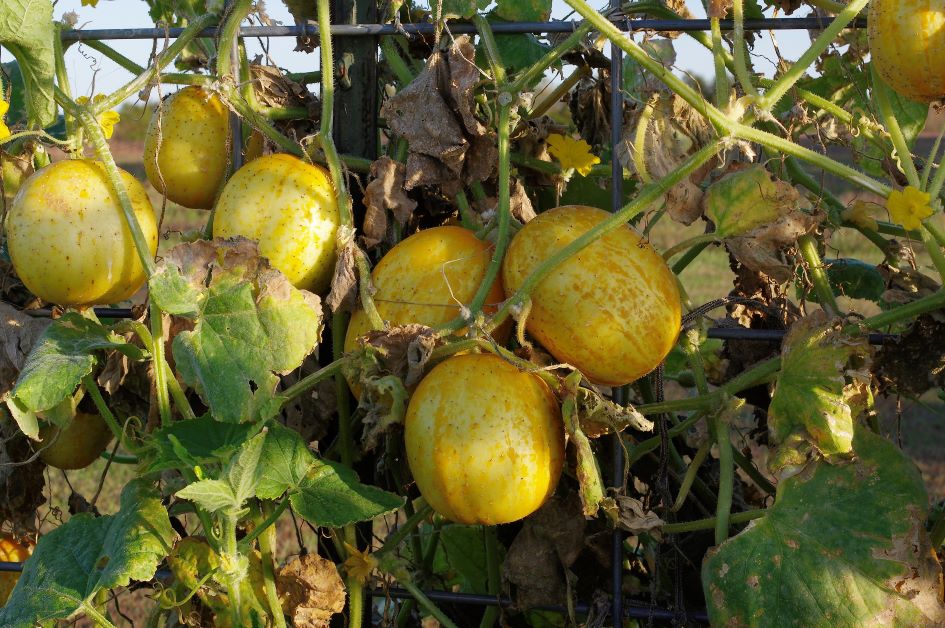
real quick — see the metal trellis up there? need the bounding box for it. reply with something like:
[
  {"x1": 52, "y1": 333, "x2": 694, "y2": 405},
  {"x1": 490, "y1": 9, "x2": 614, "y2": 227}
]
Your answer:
[{"x1": 2, "y1": 11, "x2": 878, "y2": 627}]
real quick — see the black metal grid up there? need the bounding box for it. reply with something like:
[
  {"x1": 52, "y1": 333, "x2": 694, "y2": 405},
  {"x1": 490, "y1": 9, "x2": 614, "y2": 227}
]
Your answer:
[{"x1": 2, "y1": 10, "x2": 876, "y2": 626}]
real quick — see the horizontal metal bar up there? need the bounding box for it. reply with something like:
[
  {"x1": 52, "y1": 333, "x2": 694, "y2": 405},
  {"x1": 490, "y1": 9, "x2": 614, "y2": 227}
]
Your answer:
[
  {"x1": 706, "y1": 328, "x2": 894, "y2": 345},
  {"x1": 16, "y1": 306, "x2": 899, "y2": 345},
  {"x1": 60, "y1": 16, "x2": 866, "y2": 41},
  {"x1": 370, "y1": 587, "x2": 709, "y2": 622}
]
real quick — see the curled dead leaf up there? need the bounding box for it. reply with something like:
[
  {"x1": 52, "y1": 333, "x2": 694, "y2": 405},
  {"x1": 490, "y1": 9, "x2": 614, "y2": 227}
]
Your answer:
[
  {"x1": 576, "y1": 387, "x2": 653, "y2": 438},
  {"x1": 362, "y1": 157, "x2": 418, "y2": 249},
  {"x1": 618, "y1": 94, "x2": 717, "y2": 225},
  {"x1": 606, "y1": 495, "x2": 665, "y2": 541},
  {"x1": 277, "y1": 554, "x2": 346, "y2": 628},
  {"x1": 326, "y1": 227, "x2": 359, "y2": 313},
  {"x1": 0, "y1": 302, "x2": 50, "y2": 397},
  {"x1": 725, "y1": 204, "x2": 823, "y2": 284},
  {"x1": 381, "y1": 36, "x2": 497, "y2": 193}
]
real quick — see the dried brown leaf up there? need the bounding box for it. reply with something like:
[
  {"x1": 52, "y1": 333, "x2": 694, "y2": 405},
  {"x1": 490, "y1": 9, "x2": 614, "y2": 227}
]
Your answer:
[
  {"x1": 0, "y1": 302, "x2": 50, "y2": 397},
  {"x1": 609, "y1": 495, "x2": 665, "y2": 540},
  {"x1": 362, "y1": 157, "x2": 418, "y2": 249},
  {"x1": 577, "y1": 388, "x2": 653, "y2": 438},
  {"x1": 381, "y1": 36, "x2": 496, "y2": 191},
  {"x1": 619, "y1": 94, "x2": 717, "y2": 224},
  {"x1": 725, "y1": 206, "x2": 823, "y2": 283},
  {"x1": 326, "y1": 228, "x2": 358, "y2": 313},
  {"x1": 277, "y1": 554, "x2": 346, "y2": 628},
  {"x1": 503, "y1": 492, "x2": 586, "y2": 609}
]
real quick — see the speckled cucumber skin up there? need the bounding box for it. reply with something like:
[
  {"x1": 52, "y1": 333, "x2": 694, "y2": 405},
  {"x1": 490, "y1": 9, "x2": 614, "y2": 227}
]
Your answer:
[
  {"x1": 144, "y1": 86, "x2": 229, "y2": 209},
  {"x1": 212, "y1": 154, "x2": 340, "y2": 293},
  {"x1": 501, "y1": 205, "x2": 682, "y2": 387},
  {"x1": 404, "y1": 352, "x2": 564, "y2": 525},
  {"x1": 868, "y1": 0, "x2": 945, "y2": 102},
  {"x1": 344, "y1": 225, "x2": 507, "y2": 353},
  {"x1": 6, "y1": 159, "x2": 158, "y2": 307}
]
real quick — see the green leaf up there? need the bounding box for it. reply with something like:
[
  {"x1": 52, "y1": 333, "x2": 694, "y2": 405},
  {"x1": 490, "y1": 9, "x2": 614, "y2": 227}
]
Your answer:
[
  {"x1": 0, "y1": 1, "x2": 56, "y2": 128},
  {"x1": 1, "y1": 61, "x2": 65, "y2": 135},
  {"x1": 256, "y1": 423, "x2": 317, "y2": 500},
  {"x1": 150, "y1": 239, "x2": 323, "y2": 423},
  {"x1": 475, "y1": 15, "x2": 553, "y2": 84},
  {"x1": 800, "y1": 259, "x2": 886, "y2": 304},
  {"x1": 11, "y1": 313, "x2": 141, "y2": 413},
  {"x1": 226, "y1": 430, "x2": 266, "y2": 506},
  {"x1": 290, "y1": 458, "x2": 403, "y2": 528},
  {"x1": 4, "y1": 395, "x2": 38, "y2": 440},
  {"x1": 0, "y1": 481, "x2": 175, "y2": 626},
  {"x1": 441, "y1": 0, "x2": 477, "y2": 19},
  {"x1": 494, "y1": 0, "x2": 551, "y2": 21},
  {"x1": 146, "y1": 415, "x2": 258, "y2": 473},
  {"x1": 767, "y1": 312, "x2": 870, "y2": 466},
  {"x1": 405, "y1": 524, "x2": 501, "y2": 593},
  {"x1": 623, "y1": 39, "x2": 676, "y2": 100},
  {"x1": 703, "y1": 165, "x2": 802, "y2": 238},
  {"x1": 176, "y1": 479, "x2": 237, "y2": 513},
  {"x1": 703, "y1": 428, "x2": 945, "y2": 626}
]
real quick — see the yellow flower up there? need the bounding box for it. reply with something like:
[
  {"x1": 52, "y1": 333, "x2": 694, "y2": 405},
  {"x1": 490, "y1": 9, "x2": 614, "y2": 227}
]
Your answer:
[
  {"x1": 81, "y1": 0, "x2": 100, "y2": 7},
  {"x1": 0, "y1": 98, "x2": 10, "y2": 141},
  {"x1": 546, "y1": 133, "x2": 601, "y2": 177},
  {"x1": 887, "y1": 185, "x2": 933, "y2": 231},
  {"x1": 342, "y1": 542, "x2": 377, "y2": 585},
  {"x1": 77, "y1": 94, "x2": 120, "y2": 139},
  {"x1": 841, "y1": 201, "x2": 879, "y2": 232}
]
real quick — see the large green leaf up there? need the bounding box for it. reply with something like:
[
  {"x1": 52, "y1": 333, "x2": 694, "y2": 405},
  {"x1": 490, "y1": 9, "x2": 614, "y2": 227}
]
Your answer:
[
  {"x1": 175, "y1": 431, "x2": 266, "y2": 512},
  {"x1": 0, "y1": 0, "x2": 55, "y2": 128},
  {"x1": 255, "y1": 422, "x2": 317, "y2": 500},
  {"x1": 5, "y1": 313, "x2": 143, "y2": 440},
  {"x1": 703, "y1": 428, "x2": 945, "y2": 626},
  {"x1": 149, "y1": 239, "x2": 323, "y2": 423},
  {"x1": 0, "y1": 481, "x2": 175, "y2": 626},
  {"x1": 290, "y1": 458, "x2": 403, "y2": 528},
  {"x1": 253, "y1": 423, "x2": 403, "y2": 526},
  {"x1": 800, "y1": 258, "x2": 886, "y2": 305},
  {"x1": 494, "y1": 0, "x2": 551, "y2": 21},
  {"x1": 767, "y1": 313, "x2": 870, "y2": 467},
  {"x1": 440, "y1": 0, "x2": 477, "y2": 19},
  {"x1": 145, "y1": 414, "x2": 259, "y2": 473}
]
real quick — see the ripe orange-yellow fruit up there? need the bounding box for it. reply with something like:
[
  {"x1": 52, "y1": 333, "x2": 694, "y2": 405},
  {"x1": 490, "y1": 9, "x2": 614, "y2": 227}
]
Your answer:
[
  {"x1": 212, "y1": 154, "x2": 340, "y2": 293},
  {"x1": 0, "y1": 535, "x2": 31, "y2": 605},
  {"x1": 38, "y1": 412, "x2": 114, "y2": 471},
  {"x1": 405, "y1": 352, "x2": 564, "y2": 525},
  {"x1": 144, "y1": 86, "x2": 229, "y2": 209},
  {"x1": 344, "y1": 226, "x2": 507, "y2": 354},
  {"x1": 501, "y1": 205, "x2": 681, "y2": 386},
  {"x1": 5, "y1": 160, "x2": 158, "y2": 307},
  {"x1": 868, "y1": 0, "x2": 945, "y2": 102}
]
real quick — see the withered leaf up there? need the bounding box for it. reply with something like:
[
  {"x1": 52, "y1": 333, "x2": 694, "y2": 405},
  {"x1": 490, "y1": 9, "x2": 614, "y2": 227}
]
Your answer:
[
  {"x1": 607, "y1": 495, "x2": 665, "y2": 540},
  {"x1": 503, "y1": 492, "x2": 586, "y2": 610},
  {"x1": 381, "y1": 36, "x2": 496, "y2": 191},
  {"x1": 326, "y1": 227, "x2": 359, "y2": 313},
  {"x1": 577, "y1": 387, "x2": 653, "y2": 438},
  {"x1": 277, "y1": 554, "x2": 346, "y2": 628},
  {"x1": 725, "y1": 205, "x2": 823, "y2": 284},
  {"x1": 0, "y1": 302, "x2": 50, "y2": 397},
  {"x1": 362, "y1": 157, "x2": 418, "y2": 249},
  {"x1": 619, "y1": 94, "x2": 717, "y2": 225}
]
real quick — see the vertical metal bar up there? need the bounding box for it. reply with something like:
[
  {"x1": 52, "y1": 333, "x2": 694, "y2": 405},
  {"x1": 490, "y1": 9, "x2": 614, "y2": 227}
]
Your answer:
[
  {"x1": 609, "y1": 1, "x2": 626, "y2": 623},
  {"x1": 330, "y1": 0, "x2": 379, "y2": 159}
]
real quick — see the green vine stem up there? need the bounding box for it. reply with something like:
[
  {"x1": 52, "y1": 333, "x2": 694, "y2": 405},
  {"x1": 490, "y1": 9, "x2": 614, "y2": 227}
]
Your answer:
[
  {"x1": 713, "y1": 414, "x2": 734, "y2": 545},
  {"x1": 509, "y1": 21, "x2": 594, "y2": 95},
  {"x1": 731, "y1": 448, "x2": 776, "y2": 495},
  {"x1": 258, "y1": 503, "x2": 289, "y2": 628},
  {"x1": 472, "y1": 15, "x2": 507, "y2": 85},
  {"x1": 871, "y1": 65, "x2": 921, "y2": 188},
  {"x1": 661, "y1": 508, "x2": 766, "y2": 535},
  {"x1": 527, "y1": 65, "x2": 591, "y2": 120},
  {"x1": 797, "y1": 234, "x2": 840, "y2": 315},
  {"x1": 375, "y1": 499, "x2": 433, "y2": 559},
  {"x1": 239, "y1": 498, "x2": 290, "y2": 551},
  {"x1": 671, "y1": 440, "x2": 710, "y2": 512},
  {"x1": 919, "y1": 227, "x2": 945, "y2": 284},
  {"x1": 53, "y1": 26, "x2": 76, "y2": 145},
  {"x1": 216, "y1": 0, "x2": 253, "y2": 81},
  {"x1": 629, "y1": 410, "x2": 707, "y2": 464},
  {"x1": 220, "y1": 513, "x2": 245, "y2": 627},
  {"x1": 150, "y1": 305, "x2": 173, "y2": 426},
  {"x1": 756, "y1": 0, "x2": 870, "y2": 111},
  {"x1": 128, "y1": 320, "x2": 196, "y2": 420},
  {"x1": 380, "y1": 38, "x2": 414, "y2": 85},
  {"x1": 399, "y1": 580, "x2": 460, "y2": 628},
  {"x1": 79, "y1": 601, "x2": 118, "y2": 628},
  {"x1": 662, "y1": 234, "x2": 720, "y2": 262},
  {"x1": 732, "y1": 0, "x2": 758, "y2": 98},
  {"x1": 93, "y1": 14, "x2": 218, "y2": 115},
  {"x1": 478, "y1": 141, "x2": 722, "y2": 334},
  {"x1": 710, "y1": 17, "x2": 729, "y2": 109},
  {"x1": 80, "y1": 40, "x2": 209, "y2": 86},
  {"x1": 81, "y1": 375, "x2": 142, "y2": 456},
  {"x1": 568, "y1": 0, "x2": 889, "y2": 197},
  {"x1": 279, "y1": 359, "x2": 346, "y2": 407}
]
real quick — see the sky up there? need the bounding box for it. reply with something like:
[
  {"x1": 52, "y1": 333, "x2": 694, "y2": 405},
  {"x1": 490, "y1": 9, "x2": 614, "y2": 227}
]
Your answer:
[{"x1": 36, "y1": 0, "x2": 816, "y2": 105}]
